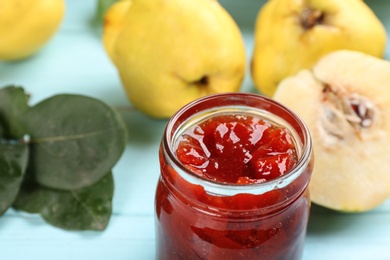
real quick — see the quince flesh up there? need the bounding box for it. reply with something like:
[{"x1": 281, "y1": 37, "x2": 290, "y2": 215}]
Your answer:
[
  {"x1": 273, "y1": 50, "x2": 390, "y2": 212},
  {"x1": 0, "y1": 0, "x2": 65, "y2": 61},
  {"x1": 251, "y1": 0, "x2": 387, "y2": 97},
  {"x1": 103, "y1": 0, "x2": 246, "y2": 118}
]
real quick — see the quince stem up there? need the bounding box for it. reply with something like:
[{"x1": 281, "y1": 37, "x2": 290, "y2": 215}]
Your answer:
[{"x1": 301, "y1": 8, "x2": 324, "y2": 30}]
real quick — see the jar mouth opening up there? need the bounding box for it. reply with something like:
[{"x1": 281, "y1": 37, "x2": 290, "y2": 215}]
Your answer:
[{"x1": 163, "y1": 93, "x2": 312, "y2": 196}]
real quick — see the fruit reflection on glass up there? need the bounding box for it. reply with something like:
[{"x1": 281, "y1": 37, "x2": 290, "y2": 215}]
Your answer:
[
  {"x1": 251, "y1": 0, "x2": 387, "y2": 96},
  {"x1": 274, "y1": 50, "x2": 390, "y2": 212},
  {"x1": 155, "y1": 93, "x2": 313, "y2": 259},
  {"x1": 103, "y1": 0, "x2": 246, "y2": 118}
]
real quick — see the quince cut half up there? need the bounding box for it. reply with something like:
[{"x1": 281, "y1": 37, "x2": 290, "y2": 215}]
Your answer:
[{"x1": 273, "y1": 50, "x2": 390, "y2": 212}]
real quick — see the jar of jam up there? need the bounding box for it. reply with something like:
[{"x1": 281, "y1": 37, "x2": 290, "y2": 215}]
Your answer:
[{"x1": 155, "y1": 93, "x2": 313, "y2": 260}]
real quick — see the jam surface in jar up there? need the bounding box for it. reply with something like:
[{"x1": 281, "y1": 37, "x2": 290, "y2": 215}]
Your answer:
[
  {"x1": 155, "y1": 94, "x2": 313, "y2": 260},
  {"x1": 176, "y1": 113, "x2": 298, "y2": 185}
]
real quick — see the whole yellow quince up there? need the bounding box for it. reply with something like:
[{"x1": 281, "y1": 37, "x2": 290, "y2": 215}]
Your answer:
[
  {"x1": 0, "y1": 0, "x2": 65, "y2": 61},
  {"x1": 103, "y1": 0, "x2": 246, "y2": 118},
  {"x1": 251, "y1": 0, "x2": 387, "y2": 97}
]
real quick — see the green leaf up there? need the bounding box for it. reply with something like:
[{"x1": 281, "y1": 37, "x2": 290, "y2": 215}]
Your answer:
[
  {"x1": 95, "y1": 0, "x2": 121, "y2": 25},
  {"x1": 0, "y1": 141, "x2": 29, "y2": 215},
  {"x1": 13, "y1": 173, "x2": 114, "y2": 231},
  {"x1": 24, "y1": 94, "x2": 127, "y2": 190},
  {"x1": 0, "y1": 122, "x2": 4, "y2": 137},
  {"x1": 0, "y1": 85, "x2": 30, "y2": 138}
]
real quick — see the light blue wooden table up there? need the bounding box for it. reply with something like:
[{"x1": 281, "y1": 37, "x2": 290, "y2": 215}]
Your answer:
[{"x1": 1, "y1": 1, "x2": 389, "y2": 259}]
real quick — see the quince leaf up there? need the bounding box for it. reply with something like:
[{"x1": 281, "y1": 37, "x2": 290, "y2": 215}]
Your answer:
[
  {"x1": 0, "y1": 85, "x2": 30, "y2": 138},
  {"x1": 95, "y1": 0, "x2": 120, "y2": 25},
  {"x1": 23, "y1": 94, "x2": 127, "y2": 190},
  {"x1": 0, "y1": 141, "x2": 29, "y2": 215},
  {"x1": 13, "y1": 173, "x2": 114, "y2": 231}
]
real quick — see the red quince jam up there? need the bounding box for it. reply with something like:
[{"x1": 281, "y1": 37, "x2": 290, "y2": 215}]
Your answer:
[
  {"x1": 156, "y1": 113, "x2": 311, "y2": 260},
  {"x1": 175, "y1": 114, "x2": 298, "y2": 184}
]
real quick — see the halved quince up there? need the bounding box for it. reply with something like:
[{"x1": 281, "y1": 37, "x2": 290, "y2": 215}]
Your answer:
[{"x1": 273, "y1": 50, "x2": 390, "y2": 212}]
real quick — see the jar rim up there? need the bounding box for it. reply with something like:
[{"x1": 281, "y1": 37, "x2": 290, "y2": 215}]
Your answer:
[{"x1": 163, "y1": 92, "x2": 312, "y2": 196}]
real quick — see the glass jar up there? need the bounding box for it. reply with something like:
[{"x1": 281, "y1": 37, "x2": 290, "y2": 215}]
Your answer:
[{"x1": 155, "y1": 93, "x2": 313, "y2": 260}]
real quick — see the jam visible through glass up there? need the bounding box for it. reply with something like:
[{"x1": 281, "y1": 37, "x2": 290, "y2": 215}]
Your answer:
[
  {"x1": 156, "y1": 110, "x2": 311, "y2": 260},
  {"x1": 176, "y1": 114, "x2": 298, "y2": 184}
]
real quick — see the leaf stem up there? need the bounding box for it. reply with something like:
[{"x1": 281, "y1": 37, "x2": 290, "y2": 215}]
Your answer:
[
  {"x1": 29, "y1": 127, "x2": 126, "y2": 144},
  {"x1": 114, "y1": 105, "x2": 137, "y2": 113},
  {"x1": 0, "y1": 134, "x2": 31, "y2": 145}
]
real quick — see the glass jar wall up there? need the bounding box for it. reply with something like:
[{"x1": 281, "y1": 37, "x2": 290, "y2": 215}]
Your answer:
[{"x1": 155, "y1": 93, "x2": 314, "y2": 260}]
